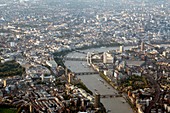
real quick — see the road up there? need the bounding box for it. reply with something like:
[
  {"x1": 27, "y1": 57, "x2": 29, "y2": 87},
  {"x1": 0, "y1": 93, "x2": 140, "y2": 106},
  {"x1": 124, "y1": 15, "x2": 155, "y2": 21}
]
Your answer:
[{"x1": 144, "y1": 73, "x2": 161, "y2": 113}]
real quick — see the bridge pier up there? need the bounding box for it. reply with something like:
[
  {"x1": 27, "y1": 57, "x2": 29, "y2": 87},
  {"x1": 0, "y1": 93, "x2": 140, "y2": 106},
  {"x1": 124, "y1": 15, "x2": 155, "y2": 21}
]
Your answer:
[{"x1": 74, "y1": 72, "x2": 98, "y2": 76}]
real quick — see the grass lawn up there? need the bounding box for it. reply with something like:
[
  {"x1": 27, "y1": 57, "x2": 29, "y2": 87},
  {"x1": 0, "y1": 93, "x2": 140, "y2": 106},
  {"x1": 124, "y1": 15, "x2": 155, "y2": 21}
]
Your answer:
[{"x1": 0, "y1": 107, "x2": 17, "y2": 113}]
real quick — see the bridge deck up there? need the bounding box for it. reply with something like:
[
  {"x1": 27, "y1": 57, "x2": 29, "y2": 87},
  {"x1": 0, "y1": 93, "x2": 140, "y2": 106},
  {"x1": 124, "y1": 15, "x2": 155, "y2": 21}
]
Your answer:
[
  {"x1": 100, "y1": 94, "x2": 122, "y2": 98},
  {"x1": 74, "y1": 72, "x2": 98, "y2": 75},
  {"x1": 64, "y1": 57, "x2": 86, "y2": 61}
]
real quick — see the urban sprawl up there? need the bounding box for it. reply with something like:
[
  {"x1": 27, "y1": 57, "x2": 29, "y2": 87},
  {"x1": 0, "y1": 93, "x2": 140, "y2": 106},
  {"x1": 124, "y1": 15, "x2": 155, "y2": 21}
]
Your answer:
[{"x1": 0, "y1": 0, "x2": 170, "y2": 113}]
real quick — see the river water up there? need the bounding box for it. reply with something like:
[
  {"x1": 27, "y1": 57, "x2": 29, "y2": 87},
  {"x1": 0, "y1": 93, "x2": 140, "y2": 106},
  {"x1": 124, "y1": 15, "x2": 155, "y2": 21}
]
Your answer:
[
  {"x1": 64, "y1": 44, "x2": 169, "y2": 113},
  {"x1": 64, "y1": 46, "x2": 134, "y2": 113}
]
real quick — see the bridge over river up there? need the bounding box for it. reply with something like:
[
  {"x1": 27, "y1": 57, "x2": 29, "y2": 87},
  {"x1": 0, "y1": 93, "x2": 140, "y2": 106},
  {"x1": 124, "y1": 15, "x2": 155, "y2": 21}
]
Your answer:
[
  {"x1": 100, "y1": 94, "x2": 122, "y2": 98},
  {"x1": 64, "y1": 46, "x2": 134, "y2": 113},
  {"x1": 64, "y1": 57, "x2": 86, "y2": 61},
  {"x1": 74, "y1": 72, "x2": 98, "y2": 76}
]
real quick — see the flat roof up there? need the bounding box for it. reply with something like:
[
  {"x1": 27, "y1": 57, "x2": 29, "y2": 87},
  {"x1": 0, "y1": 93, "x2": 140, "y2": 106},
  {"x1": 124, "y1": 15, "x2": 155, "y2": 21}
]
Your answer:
[{"x1": 126, "y1": 60, "x2": 145, "y2": 67}]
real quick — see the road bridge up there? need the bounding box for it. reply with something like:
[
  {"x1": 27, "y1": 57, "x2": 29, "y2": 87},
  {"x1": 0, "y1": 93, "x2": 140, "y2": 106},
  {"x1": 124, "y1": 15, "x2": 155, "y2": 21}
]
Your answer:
[
  {"x1": 64, "y1": 57, "x2": 86, "y2": 61},
  {"x1": 75, "y1": 50, "x2": 87, "y2": 54},
  {"x1": 74, "y1": 72, "x2": 98, "y2": 76},
  {"x1": 100, "y1": 94, "x2": 122, "y2": 98}
]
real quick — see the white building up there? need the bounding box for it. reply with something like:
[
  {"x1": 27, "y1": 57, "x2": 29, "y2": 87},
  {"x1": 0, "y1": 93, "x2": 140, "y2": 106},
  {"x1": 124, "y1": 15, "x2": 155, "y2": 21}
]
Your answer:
[
  {"x1": 103, "y1": 52, "x2": 114, "y2": 64},
  {"x1": 120, "y1": 45, "x2": 124, "y2": 53},
  {"x1": 46, "y1": 60, "x2": 57, "y2": 68}
]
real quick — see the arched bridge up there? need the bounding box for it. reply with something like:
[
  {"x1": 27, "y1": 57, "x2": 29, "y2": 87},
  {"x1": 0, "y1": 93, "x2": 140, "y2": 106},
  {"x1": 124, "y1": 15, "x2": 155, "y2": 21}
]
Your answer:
[{"x1": 74, "y1": 72, "x2": 98, "y2": 76}]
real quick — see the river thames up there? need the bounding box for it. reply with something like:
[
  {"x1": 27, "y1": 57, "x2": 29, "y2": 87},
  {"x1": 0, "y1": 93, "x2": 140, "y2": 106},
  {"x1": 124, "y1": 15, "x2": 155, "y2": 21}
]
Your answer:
[
  {"x1": 64, "y1": 46, "x2": 134, "y2": 113},
  {"x1": 64, "y1": 44, "x2": 169, "y2": 113}
]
